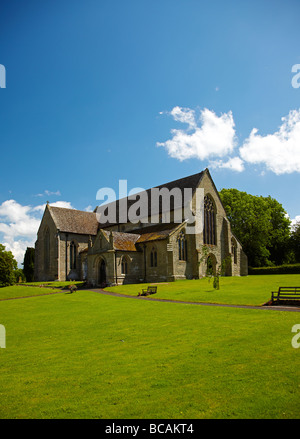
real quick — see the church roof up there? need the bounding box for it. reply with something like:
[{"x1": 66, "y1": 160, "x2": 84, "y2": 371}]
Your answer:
[
  {"x1": 97, "y1": 170, "x2": 205, "y2": 227},
  {"x1": 44, "y1": 169, "x2": 209, "y2": 237},
  {"x1": 102, "y1": 230, "x2": 140, "y2": 251},
  {"x1": 133, "y1": 223, "x2": 179, "y2": 243},
  {"x1": 101, "y1": 223, "x2": 179, "y2": 251},
  {"x1": 48, "y1": 206, "x2": 98, "y2": 235}
]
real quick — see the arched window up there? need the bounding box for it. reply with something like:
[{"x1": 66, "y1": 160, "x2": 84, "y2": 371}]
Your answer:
[
  {"x1": 44, "y1": 228, "x2": 50, "y2": 271},
  {"x1": 150, "y1": 247, "x2": 157, "y2": 267},
  {"x1": 178, "y1": 230, "x2": 187, "y2": 261},
  {"x1": 70, "y1": 241, "x2": 77, "y2": 269},
  {"x1": 231, "y1": 238, "x2": 237, "y2": 264},
  {"x1": 121, "y1": 256, "x2": 128, "y2": 274},
  {"x1": 203, "y1": 195, "x2": 216, "y2": 245},
  {"x1": 206, "y1": 254, "x2": 216, "y2": 276}
]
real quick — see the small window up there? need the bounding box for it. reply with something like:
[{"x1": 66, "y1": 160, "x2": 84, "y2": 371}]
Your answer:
[
  {"x1": 70, "y1": 241, "x2": 77, "y2": 269},
  {"x1": 121, "y1": 257, "x2": 128, "y2": 274},
  {"x1": 231, "y1": 238, "x2": 237, "y2": 264},
  {"x1": 178, "y1": 230, "x2": 187, "y2": 261},
  {"x1": 44, "y1": 228, "x2": 50, "y2": 270},
  {"x1": 150, "y1": 248, "x2": 157, "y2": 267}
]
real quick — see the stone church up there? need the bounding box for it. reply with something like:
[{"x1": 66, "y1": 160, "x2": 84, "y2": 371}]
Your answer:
[{"x1": 34, "y1": 169, "x2": 248, "y2": 285}]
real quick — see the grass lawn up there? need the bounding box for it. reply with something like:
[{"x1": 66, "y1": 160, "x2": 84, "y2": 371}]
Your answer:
[
  {"x1": 0, "y1": 285, "x2": 63, "y2": 300},
  {"x1": 0, "y1": 287, "x2": 299, "y2": 419},
  {"x1": 105, "y1": 274, "x2": 300, "y2": 306},
  {"x1": 0, "y1": 283, "x2": 86, "y2": 301}
]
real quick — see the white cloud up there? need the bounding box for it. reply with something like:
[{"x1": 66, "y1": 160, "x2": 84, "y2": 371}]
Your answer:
[
  {"x1": 0, "y1": 199, "x2": 74, "y2": 266},
  {"x1": 169, "y1": 106, "x2": 197, "y2": 130},
  {"x1": 210, "y1": 156, "x2": 245, "y2": 172},
  {"x1": 158, "y1": 106, "x2": 300, "y2": 176},
  {"x1": 291, "y1": 215, "x2": 300, "y2": 230},
  {"x1": 33, "y1": 201, "x2": 75, "y2": 213},
  {"x1": 157, "y1": 107, "x2": 236, "y2": 161},
  {"x1": 34, "y1": 189, "x2": 61, "y2": 197},
  {"x1": 84, "y1": 205, "x2": 93, "y2": 212},
  {"x1": 239, "y1": 109, "x2": 300, "y2": 174}
]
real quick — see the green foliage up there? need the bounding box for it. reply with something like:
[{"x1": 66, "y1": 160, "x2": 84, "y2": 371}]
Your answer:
[
  {"x1": 14, "y1": 268, "x2": 26, "y2": 283},
  {"x1": 23, "y1": 247, "x2": 35, "y2": 282},
  {"x1": 290, "y1": 221, "x2": 300, "y2": 262},
  {"x1": 0, "y1": 244, "x2": 18, "y2": 287},
  {"x1": 219, "y1": 188, "x2": 291, "y2": 267}
]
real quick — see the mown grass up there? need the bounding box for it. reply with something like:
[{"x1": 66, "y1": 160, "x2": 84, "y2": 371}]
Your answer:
[
  {"x1": 0, "y1": 289, "x2": 299, "y2": 419},
  {"x1": 0, "y1": 285, "x2": 62, "y2": 300},
  {"x1": 0, "y1": 282, "x2": 86, "y2": 301},
  {"x1": 105, "y1": 274, "x2": 300, "y2": 306}
]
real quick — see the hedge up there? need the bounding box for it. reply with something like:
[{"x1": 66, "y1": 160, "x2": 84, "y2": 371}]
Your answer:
[{"x1": 248, "y1": 264, "x2": 300, "y2": 275}]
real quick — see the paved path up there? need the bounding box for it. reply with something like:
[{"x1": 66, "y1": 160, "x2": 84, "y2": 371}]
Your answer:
[{"x1": 89, "y1": 289, "x2": 300, "y2": 313}]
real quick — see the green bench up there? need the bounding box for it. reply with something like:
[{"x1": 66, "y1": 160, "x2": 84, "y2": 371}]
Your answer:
[{"x1": 271, "y1": 287, "x2": 300, "y2": 305}]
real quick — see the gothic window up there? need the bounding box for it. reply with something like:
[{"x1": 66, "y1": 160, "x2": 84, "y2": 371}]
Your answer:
[
  {"x1": 231, "y1": 238, "x2": 237, "y2": 264},
  {"x1": 70, "y1": 241, "x2": 77, "y2": 269},
  {"x1": 203, "y1": 195, "x2": 216, "y2": 245},
  {"x1": 150, "y1": 248, "x2": 157, "y2": 267},
  {"x1": 44, "y1": 228, "x2": 50, "y2": 271},
  {"x1": 121, "y1": 257, "x2": 128, "y2": 274},
  {"x1": 178, "y1": 230, "x2": 187, "y2": 261}
]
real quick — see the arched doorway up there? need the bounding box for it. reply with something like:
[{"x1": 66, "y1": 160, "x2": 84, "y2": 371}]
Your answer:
[
  {"x1": 98, "y1": 259, "x2": 106, "y2": 285},
  {"x1": 206, "y1": 254, "x2": 217, "y2": 276}
]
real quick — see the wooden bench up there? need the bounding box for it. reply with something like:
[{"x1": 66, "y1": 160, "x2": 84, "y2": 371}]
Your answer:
[
  {"x1": 140, "y1": 286, "x2": 157, "y2": 296},
  {"x1": 271, "y1": 287, "x2": 300, "y2": 305}
]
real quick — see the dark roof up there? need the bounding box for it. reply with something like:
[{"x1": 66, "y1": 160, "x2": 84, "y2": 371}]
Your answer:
[
  {"x1": 96, "y1": 170, "x2": 205, "y2": 227},
  {"x1": 102, "y1": 230, "x2": 140, "y2": 251},
  {"x1": 45, "y1": 169, "x2": 208, "y2": 237},
  {"x1": 100, "y1": 223, "x2": 179, "y2": 251},
  {"x1": 49, "y1": 206, "x2": 98, "y2": 235}
]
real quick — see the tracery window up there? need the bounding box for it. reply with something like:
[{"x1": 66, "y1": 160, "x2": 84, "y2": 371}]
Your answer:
[
  {"x1": 203, "y1": 195, "x2": 216, "y2": 245},
  {"x1": 178, "y1": 230, "x2": 187, "y2": 261}
]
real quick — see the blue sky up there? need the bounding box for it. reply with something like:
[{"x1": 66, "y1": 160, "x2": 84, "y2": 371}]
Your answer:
[{"x1": 1, "y1": 0, "x2": 300, "y2": 264}]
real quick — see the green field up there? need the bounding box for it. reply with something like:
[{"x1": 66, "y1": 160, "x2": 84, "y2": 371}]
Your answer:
[
  {"x1": 105, "y1": 274, "x2": 300, "y2": 306},
  {"x1": 0, "y1": 277, "x2": 299, "y2": 419}
]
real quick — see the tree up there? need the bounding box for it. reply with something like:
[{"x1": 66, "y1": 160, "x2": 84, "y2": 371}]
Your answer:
[
  {"x1": 264, "y1": 196, "x2": 291, "y2": 265},
  {"x1": 0, "y1": 244, "x2": 18, "y2": 287},
  {"x1": 219, "y1": 189, "x2": 291, "y2": 267},
  {"x1": 23, "y1": 247, "x2": 35, "y2": 282},
  {"x1": 290, "y1": 221, "x2": 300, "y2": 262}
]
